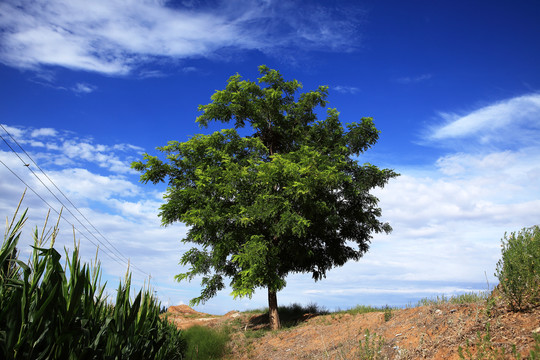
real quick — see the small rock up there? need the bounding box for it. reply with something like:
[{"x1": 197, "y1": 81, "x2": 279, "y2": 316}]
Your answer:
[
  {"x1": 435, "y1": 309, "x2": 443, "y2": 315},
  {"x1": 533, "y1": 327, "x2": 540, "y2": 334},
  {"x1": 395, "y1": 333, "x2": 402, "y2": 337},
  {"x1": 450, "y1": 309, "x2": 457, "y2": 314}
]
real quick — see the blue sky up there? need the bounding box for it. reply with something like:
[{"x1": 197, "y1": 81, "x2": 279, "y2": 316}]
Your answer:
[{"x1": 1, "y1": 0, "x2": 539, "y2": 314}]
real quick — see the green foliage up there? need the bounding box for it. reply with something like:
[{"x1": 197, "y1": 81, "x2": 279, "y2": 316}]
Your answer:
[
  {"x1": 0, "y1": 202, "x2": 186, "y2": 360},
  {"x1": 183, "y1": 325, "x2": 230, "y2": 360},
  {"x1": 383, "y1": 305, "x2": 392, "y2": 322},
  {"x1": 133, "y1": 65, "x2": 397, "y2": 313},
  {"x1": 495, "y1": 226, "x2": 540, "y2": 311},
  {"x1": 358, "y1": 329, "x2": 385, "y2": 360}
]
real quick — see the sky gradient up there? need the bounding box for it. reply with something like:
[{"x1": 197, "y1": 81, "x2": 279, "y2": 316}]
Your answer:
[{"x1": 1, "y1": 0, "x2": 539, "y2": 314}]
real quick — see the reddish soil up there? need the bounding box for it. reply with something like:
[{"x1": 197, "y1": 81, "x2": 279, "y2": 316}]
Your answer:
[{"x1": 165, "y1": 299, "x2": 540, "y2": 359}]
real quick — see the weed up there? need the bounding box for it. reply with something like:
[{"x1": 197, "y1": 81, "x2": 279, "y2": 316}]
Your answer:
[
  {"x1": 485, "y1": 295, "x2": 497, "y2": 318},
  {"x1": 530, "y1": 334, "x2": 540, "y2": 360},
  {"x1": 384, "y1": 305, "x2": 392, "y2": 322},
  {"x1": 495, "y1": 226, "x2": 540, "y2": 311},
  {"x1": 358, "y1": 329, "x2": 385, "y2": 360},
  {"x1": 244, "y1": 329, "x2": 266, "y2": 339},
  {"x1": 458, "y1": 323, "x2": 522, "y2": 360}
]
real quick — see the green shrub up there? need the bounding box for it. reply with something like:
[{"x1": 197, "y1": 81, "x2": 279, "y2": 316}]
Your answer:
[
  {"x1": 495, "y1": 226, "x2": 540, "y2": 311},
  {"x1": 383, "y1": 305, "x2": 392, "y2": 322},
  {"x1": 358, "y1": 329, "x2": 385, "y2": 360},
  {"x1": 183, "y1": 325, "x2": 230, "y2": 359},
  {"x1": 0, "y1": 199, "x2": 186, "y2": 359}
]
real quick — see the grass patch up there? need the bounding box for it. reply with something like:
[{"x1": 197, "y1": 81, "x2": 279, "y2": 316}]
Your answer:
[
  {"x1": 183, "y1": 325, "x2": 230, "y2": 360},
  {"x1": 336, "y1": 304, "x2": 394, "y2": 316},
  {"x1": 416, "y1": 292, "x2": 489, "y2": 307}
]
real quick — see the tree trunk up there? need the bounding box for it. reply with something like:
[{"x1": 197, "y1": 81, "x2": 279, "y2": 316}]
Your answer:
[{"x1": 268, "y1": 288, "x2": 281, "y2": 330}]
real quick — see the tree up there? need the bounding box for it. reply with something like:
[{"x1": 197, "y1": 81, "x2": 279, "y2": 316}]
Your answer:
[{"x1": 132, "y1": 66, "x2": 398, "y2": 330}]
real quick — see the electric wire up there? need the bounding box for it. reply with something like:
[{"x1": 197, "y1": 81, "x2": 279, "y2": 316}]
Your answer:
[
  {"x1": 0, "y1": 124, "x2": 130, "y2": 263},
  {"x1": 0, "y1": 125, "x2": 147, "y2": 276},
  {"x1": 0, "y1": 127, "x2": 150, "y2": 278},
  {"x1": 0, "y1": 157, "x2": 128, "y2": 268}
]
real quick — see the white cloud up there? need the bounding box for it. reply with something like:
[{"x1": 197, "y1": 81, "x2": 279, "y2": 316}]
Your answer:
[
  {"x1": 31, "y1": 127, "x2": 58, "y2": 137},
  {"x1": 429, "y1": 93, "x2": 540, "y2": 145},
  {"x1": 72, "y1": 83, "x2": 97, "y2": 94},
  {"x1": 50, "y1": 168, "x2": 139, "y2": 201},
  {"x1": 0, "y1": 0, "x2": 364, "y2": 75},
  {"x1": 0, "y1": 124, "x2": 24, "y2": 139},
  {"x1": 334, "y1": 85, "x2": 360, "y2": 94},
  {"x1": 2, "y1": 124, "x2": 143, "y2": 175}
]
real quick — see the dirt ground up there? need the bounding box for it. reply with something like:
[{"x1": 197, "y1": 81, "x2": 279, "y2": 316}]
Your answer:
[{"x1": 165, "y1": 298, "x2": 540, "y2": 359}]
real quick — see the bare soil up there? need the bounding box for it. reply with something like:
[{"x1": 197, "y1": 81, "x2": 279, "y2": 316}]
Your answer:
[{"x1": 165, "y1": 298, "x2": 540, "y2": 359}]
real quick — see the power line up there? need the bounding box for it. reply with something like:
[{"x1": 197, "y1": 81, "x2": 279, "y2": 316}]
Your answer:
[
  {"x1": 0, "y1": 128, "x2": 133, "y2": 266},
  {"x1": 0, "y1": 126, "x2": 149, "y2": 277},
  {"x1": 0, "y1": 157, "x2": 128, "y2": 268},
  {"x1": 0, "y1": 124, "x2": 130, "y2": 263}
]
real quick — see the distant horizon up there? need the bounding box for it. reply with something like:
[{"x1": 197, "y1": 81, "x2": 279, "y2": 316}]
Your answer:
[{"x1": 1, "y1": 0, "x2": 539, "y2": 314}]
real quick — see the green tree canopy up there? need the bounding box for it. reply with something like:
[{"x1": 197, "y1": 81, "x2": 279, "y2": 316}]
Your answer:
[{"x1": 132, "y1": 65, "x2": 398, "y2": 329}]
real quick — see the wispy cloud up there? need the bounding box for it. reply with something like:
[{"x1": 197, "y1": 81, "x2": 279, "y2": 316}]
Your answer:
[
  {"x1": 426, "y1": 93, "x2": 540, "y2": 148},
  {"x1": 72, "y1": 83, "x2": 97, "y2": 94},
  {"x1": 395, "y1": 74, "x2": 432, "y2": 84},
  {"x1": 0, "y1": 0, "x2": 364, "y2": 76},
  {"x1": 333, "y1": 85, "x2": 360, "y2": 94}
]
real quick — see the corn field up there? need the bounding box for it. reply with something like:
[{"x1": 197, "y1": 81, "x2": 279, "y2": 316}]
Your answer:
[{"x1": 0, "y1": 197, "x2": 186, "y2": 359}]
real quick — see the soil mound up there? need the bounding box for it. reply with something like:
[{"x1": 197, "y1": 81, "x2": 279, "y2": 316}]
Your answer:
[{"x1": 167, "y1": 304, "x2": 208, "y2": 317}]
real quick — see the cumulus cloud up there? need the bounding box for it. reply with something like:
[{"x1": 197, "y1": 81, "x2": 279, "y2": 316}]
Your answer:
[
  {"x1": 30, "y1": 127, "x2": 58, "y2": 137},
  {"x1": 0, "y1": 124, "x2": 24, "y2": 139},
  {"x1": 0, "y1": 0, "x2": 364, "y2": 75},
  {"x1": 428, "y1": 93, "x2": 540, "y2": 146},
  {"x1": 1, "y1": 124, "x2": 143, "y2": 176}
]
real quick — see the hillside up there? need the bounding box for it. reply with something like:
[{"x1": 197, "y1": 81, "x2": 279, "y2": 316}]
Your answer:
[{"x1": 165, "y1": 296, "x2": 540, "y2": 359}]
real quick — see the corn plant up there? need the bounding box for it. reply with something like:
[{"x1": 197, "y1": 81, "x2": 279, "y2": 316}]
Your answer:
[{"x1": 0, "y1": 197, "x2": 186, "y2": 359}]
